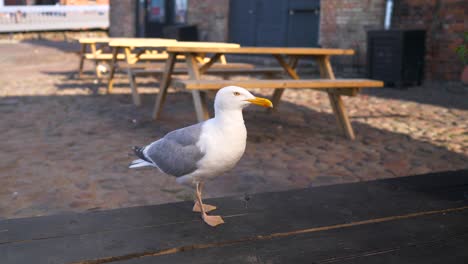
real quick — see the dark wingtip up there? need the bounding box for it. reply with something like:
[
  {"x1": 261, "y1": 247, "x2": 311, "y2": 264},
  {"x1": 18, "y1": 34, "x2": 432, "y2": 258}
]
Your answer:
[{"x1": 133, "y1": 146, "x2": 151, "y2": 163}]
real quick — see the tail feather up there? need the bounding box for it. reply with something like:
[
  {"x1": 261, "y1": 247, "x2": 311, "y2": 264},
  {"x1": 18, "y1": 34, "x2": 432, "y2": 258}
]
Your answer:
[
  {"x1": 130, "y1": 146, "x2": 155, "y2": 169},
  {"x1": 133, "y1": 146, "x2": 151, "y2": 163},
  {"x1": 129, "y1": 159, "x2": 153, "y2": 168}
]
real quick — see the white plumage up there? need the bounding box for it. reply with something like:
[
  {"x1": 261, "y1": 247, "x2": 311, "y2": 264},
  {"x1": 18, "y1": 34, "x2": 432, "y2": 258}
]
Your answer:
[{"x1": 130, "y1": 86, "x2": 273, "y2": 226}]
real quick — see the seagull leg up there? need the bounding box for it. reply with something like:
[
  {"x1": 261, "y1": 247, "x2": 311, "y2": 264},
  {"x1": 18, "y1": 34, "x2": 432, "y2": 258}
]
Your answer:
[
  {"x1": 193, "y1": 182, "x2": 217, "y2": 213},
  {"x1": 195, "y1": 182, "x2": 224, "y2": 227}
]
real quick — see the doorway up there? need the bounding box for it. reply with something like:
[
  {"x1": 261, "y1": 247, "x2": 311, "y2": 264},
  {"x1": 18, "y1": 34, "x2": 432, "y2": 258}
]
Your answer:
[{"x1": 229, "y1": 0, "x2": 320, "y2": 47}]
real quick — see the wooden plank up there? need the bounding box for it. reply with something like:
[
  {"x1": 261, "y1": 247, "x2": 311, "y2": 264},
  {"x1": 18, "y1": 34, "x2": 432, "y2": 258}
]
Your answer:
[
  {"x1": 3, "y1": 170, "x2": 465, "y2": 244},
  {"x1": 130, "y1": 62, "x2": 256, "y2": 73},
  {"x1": 186, "y1": 53, "x2": 210, "y2": 121},
  {"x1": 77, "y1": 43, "x2": 86, "y2": 78},
  {"x1": 318, "y1": 55, "x2": 355, "y2": 140},
  {"x1": 152, "y1": 53, "x2": 177, "y2": 120},
  {"x1": 127, "y1": 67, "x2": 141, "y2": 106},
  {"x1": 108, "y1": 38, "x2": 177, "y2": 48},
  {"x1": 84, "y1": 53, "x2": 127, "y2": 60},
  {"x1": 79, "y1": 37, "x2": 169, "y2": 45},
  {"x1": 1, "y1": 170, "x2": 467, "y2": 263},
  {"x1": 270, "y1": 54, "x2": 300, "y2": 111},
  {"x1": 167, "y1": 47, "x2": 355, "y2": 56},
  {"x1": 174, "y1": 79, "x2": 384, "y2": 90},
  {"x1": 86, "y1": 52, "x2": 172, "y2": 61},
  {"x1": 131, "y1": 67, "x2": 284, "y2": 76},
  {"x1": 198, "y1": 53, "x2": 223, "y2": 74},
  {"x1": 109, "y1": 40, "x2": 238, "y2": 49},
  {"x1": 114, "y1": 209, "x2": 468, "y2": 264},
  {"x1": 77, "y1": 37, "x2": 111, "y2": 44},
  {"x1": 328, "y1": 93, "x2": 355, "y2": 140},
  {"x1": 272, "y1": 54, "x2": 300, "y2": 79},
  {"x1": 106, "y1": 46, "x2": 120, "y2": 93}
]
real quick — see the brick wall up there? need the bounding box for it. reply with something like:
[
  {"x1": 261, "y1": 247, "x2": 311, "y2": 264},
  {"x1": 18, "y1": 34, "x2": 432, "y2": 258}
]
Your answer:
[
  {"x1": 187, "y1": 0, "x2": 229, "y2": 41},
  {"x1": 319, "y1": 0, "x2": 386, "y2": 75},
  {"x1": 109, "y1": 0, "x2": 136, "y2": 37},
  {"x1": 392, "y1": 0, "x2": 467, "y2": 81}
]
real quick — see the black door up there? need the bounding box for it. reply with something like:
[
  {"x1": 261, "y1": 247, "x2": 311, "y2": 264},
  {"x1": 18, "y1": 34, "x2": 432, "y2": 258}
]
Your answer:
[
  {"x1": 144, "y1": 0, "x2": 168, "y2": 37},
  {"x1": 229, "y1": 0, "x2": 257, "y2": 46},
  {"x1": 229, "y1": 0, "x2": 320, "y2": 47},
  {"x1": 287, "y1": 0, "x2": 320, "y2": 47}
]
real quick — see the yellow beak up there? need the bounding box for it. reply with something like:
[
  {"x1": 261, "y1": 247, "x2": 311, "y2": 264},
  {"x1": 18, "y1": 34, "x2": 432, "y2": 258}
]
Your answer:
[{"x1": 245, "y1": 97, "x2": 273, "y2": 108}]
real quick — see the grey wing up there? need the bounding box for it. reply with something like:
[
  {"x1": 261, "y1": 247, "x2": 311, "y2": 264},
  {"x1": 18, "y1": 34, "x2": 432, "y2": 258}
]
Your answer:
[{"x1": 145, "y1": 123, "x2": 205, "y2": 177}]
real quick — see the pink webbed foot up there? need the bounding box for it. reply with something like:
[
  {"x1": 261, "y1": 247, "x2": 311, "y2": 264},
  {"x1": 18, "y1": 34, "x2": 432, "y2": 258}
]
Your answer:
[
  {"x1": 202, "y1": 214, "x2": 225, "y2": 227},
  {"x1": 193, "y1": 201, "x2": 217, "y2": 213}
]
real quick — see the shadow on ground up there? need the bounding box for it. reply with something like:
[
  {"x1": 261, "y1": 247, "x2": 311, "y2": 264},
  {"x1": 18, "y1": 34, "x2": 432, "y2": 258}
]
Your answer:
[
  {"x1": 364, "y1": 83, "x2": 468, "y2": 110},
  {"x1": 22, "y1": 39, "x2": 81, "y2": 53}
]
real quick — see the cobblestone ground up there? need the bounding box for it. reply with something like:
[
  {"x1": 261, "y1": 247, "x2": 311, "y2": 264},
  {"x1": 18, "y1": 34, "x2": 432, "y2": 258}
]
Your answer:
[{"x1": 0, "y1": 40, "x2": 467, "y2": 219}]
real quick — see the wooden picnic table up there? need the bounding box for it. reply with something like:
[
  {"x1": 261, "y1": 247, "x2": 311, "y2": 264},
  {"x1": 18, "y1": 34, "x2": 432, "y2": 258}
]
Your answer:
[
  {"x1": 2, "y1": 169, "x2": 467, "y2": 263},
  {"x1": 105, "y1": 40, "x2": 241, "y2": 96},
  {"x1": 153, "y1": 46, "x2": 383, "y2": 140},
  {"x1": 77, "y1": 37, "x2": 177, "y2": 78}
]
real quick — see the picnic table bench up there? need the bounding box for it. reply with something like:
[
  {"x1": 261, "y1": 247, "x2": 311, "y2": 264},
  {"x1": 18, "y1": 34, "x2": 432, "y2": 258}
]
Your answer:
[
  {"x1": 127, "y1": 65, "x2": 284, "y2": 106},
  {"x1": 154, "y1": 46, "x2": 384, "y2": 140},
  {"x1": 2, "y1": 169, "x2": 467, "y2": 263}
]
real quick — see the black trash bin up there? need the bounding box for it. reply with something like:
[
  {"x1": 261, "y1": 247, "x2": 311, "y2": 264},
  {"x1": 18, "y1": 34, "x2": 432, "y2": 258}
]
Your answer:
[
  {"x1": 163, "y1": 25, "x2": 199, "y2": 41},
  {"x1": 367, "y1": 29, "x2": 426, "y2": 88}
]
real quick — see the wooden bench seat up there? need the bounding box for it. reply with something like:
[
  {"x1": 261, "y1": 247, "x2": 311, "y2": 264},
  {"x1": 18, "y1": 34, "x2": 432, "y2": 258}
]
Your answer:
[
  {"x1": 127, "y1": 65, "x2": 283, "y2": 107},
  {"x1": 171, "y1": 78, "x2": 383, "y2": 140},
  {"x1": 124, "y1": 62, "x2": 255, "y2": 71},
  {"x1": 131, "y1": 66, "x2": 283, "y2": 76},
  {"x1": 84, "y1": 53, "x2": 126, "y2": 60},
  {"x1": 85, "y1": 53, "x2": 176, "y2": 61},
  {"x1": 174, "y1": 79, "x2": 384, "y2": 90}
]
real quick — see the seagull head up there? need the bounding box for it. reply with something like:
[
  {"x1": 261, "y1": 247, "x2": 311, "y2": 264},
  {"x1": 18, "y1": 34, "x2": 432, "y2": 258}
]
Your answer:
[{"x1": 214, "y1": 86, "x2": 273, "y2": 112}]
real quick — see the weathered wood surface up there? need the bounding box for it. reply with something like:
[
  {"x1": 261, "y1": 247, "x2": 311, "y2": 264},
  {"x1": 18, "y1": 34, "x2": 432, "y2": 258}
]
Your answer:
[
  {"x1": 78, "y1": 38, "x2": 176, "y2": 45},
  {"x1": 108, "y1": 40, "x2": 239, "y2": 49},
  {"x1": 1, "y1": 170, "x2": 467, "y2": 264},
  {"x1": 126, "y1": 62, "x2": 256, "y2": 72},
  {"x1": 132, "y1": 67, "x2": 283, "y2": 77},
  {"x1": 166, "y1": 46, "x2": 355, "y2": 56},
  {"x1": 175, "y1": 79, "x2": 384, "y2": 90}
]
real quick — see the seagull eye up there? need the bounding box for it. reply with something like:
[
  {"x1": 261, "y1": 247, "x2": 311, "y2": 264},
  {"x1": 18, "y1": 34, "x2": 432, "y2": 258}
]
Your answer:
[{"x1": 233, "y1": 92, "x2": 241, "y2": 96}]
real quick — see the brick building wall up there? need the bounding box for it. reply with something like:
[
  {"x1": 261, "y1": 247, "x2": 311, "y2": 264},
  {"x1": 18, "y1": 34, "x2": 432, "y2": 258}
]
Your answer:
[
  {"x1": 187, "y1": 0, "x2": 229, "y2": 41},
  {"x1": 107, "y1": 0, "x2": 465, "y2": 81},
  {"x1": 108, "y1": 0, "x2": 228, "y2": 40},
  {"x1": 319, "y1": 0, "x2": 386, "y2": 75},
  {"x1": 392, "y1": 0, "x2": 467, "y2": 81},
  {"x1": 109, "y1": 0, "x2": 136, "y2": 37}
]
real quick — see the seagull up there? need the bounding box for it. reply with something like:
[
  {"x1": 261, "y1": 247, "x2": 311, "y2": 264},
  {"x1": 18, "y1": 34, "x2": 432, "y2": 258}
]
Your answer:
[{"x1": 129, "y1": 86, "x2": 273, "y2": 227}]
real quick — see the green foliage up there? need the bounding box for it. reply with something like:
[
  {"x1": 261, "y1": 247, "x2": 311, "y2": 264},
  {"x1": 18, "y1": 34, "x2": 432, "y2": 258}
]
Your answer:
[{"x1": 455, "y1": 32, "x2": 468, "y2": 65}]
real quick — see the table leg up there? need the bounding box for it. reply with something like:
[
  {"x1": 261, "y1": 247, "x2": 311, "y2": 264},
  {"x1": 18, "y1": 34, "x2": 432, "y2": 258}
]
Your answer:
[
  {"x1": 219, "y1": 54, "x2": 227, "y2": 64},
  {"x1": 125, "y1": 47, "x2": 139, "y2": 65},
  {"x1": 199, "y1": 53, "x2": 222, "y2": 74},
  {"x1": 318, "y1": 55, "x2": 355, "y2": 140},
  {"x1": 78, "y1": 44, "x2": 86, "y2": 79},
  {"x1": 107, "y1": 46, "x2": 120, "y2": 94},
  {"x1": 191, "y1": 91, "x2": 209, "y2": 122},
  {"x1": 328, "y1": 92, "x2": 355, "y2": 140},
  {"x1": 152, "y1": 53, "x2": 177, "y2": 120},
  {"x1": 186, "y1": 53, "x2": 210, "y2": 121},
  {"x1": 127, "y1": 67, "x2": 141, "y2": 106},
  {"x1": 270, "y1": 55, "x2": 300, "y2": 111}
]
